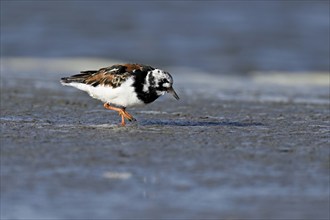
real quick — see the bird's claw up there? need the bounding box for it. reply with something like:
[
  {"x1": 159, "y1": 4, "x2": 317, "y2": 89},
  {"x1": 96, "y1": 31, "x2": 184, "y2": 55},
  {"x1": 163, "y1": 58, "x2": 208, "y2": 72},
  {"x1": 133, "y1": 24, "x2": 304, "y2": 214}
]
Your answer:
[{"x1": 128, "y1": 117, "x2": 137, "y2": 122}]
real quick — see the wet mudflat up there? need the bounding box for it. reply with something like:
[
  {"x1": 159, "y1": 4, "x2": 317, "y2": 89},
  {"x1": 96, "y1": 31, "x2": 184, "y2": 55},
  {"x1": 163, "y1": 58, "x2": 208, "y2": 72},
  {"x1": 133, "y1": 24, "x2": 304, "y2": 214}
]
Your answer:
[{"x1": 1, "y1": 60, "x2": 329, "y2": 219}]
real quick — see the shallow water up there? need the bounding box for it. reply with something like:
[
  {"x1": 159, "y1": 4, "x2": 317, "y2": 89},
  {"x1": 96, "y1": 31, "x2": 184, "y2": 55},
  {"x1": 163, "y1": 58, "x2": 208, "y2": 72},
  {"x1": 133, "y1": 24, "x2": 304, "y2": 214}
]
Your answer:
[{"x1": 1, "y1": 58, "x2": 329, "y2": 219}]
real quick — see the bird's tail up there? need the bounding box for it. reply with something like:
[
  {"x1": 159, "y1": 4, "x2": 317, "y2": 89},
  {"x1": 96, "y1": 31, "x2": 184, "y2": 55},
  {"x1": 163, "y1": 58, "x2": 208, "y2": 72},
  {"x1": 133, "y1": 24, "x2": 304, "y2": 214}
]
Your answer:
[{"x1": 60, "y1": 70, "x2": 97, "y2": 85}]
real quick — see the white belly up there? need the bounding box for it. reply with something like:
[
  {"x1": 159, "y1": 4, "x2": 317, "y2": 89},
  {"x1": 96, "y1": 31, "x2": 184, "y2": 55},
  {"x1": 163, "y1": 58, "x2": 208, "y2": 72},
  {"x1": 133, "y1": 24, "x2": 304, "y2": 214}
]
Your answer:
[{"x1": 64, "y1": 77, "x2": 144, "y2": 107}]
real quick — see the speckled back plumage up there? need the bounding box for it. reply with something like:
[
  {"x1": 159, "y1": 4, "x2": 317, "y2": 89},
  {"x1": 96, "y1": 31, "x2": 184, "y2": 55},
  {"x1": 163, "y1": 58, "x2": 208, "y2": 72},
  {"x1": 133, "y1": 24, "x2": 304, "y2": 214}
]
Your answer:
[{"x1": 61, "y1": 64, "x2": 155, "y2": 88}]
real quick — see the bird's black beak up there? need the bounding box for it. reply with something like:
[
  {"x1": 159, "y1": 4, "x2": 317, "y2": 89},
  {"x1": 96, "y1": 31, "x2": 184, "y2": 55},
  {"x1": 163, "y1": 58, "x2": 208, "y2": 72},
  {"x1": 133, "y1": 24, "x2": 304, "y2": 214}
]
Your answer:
[{"x1": 167, "y1": 87, "x2": 180, "y2": 100}]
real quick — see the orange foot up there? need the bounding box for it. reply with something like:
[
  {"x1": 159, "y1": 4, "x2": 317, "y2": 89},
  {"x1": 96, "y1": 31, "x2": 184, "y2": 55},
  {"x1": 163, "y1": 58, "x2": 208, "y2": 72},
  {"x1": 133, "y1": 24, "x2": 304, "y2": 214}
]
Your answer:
[{"x1": 103, "y1": 103, "x2": 136, "y2": 126}]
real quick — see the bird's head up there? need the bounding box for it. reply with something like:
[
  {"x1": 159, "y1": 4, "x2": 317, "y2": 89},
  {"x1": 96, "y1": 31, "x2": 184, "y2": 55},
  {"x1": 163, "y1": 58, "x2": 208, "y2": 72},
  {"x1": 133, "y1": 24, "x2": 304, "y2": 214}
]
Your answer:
[{"x1": 146, "y1": 68, "x2": 179, "y2": 100}]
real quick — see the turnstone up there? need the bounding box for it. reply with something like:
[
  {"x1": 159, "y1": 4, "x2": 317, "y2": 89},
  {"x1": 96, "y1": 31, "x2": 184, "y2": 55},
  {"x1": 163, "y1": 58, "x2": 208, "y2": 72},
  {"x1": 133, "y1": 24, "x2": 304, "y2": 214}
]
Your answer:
[{"x1": 60, "y1": 63, "x2": 179, "y2": 126}]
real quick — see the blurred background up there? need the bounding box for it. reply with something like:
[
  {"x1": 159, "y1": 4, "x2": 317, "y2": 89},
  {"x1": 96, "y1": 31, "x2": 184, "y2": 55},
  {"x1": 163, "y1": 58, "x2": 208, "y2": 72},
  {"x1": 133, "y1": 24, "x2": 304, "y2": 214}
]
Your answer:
[{"x1": 1, "y1": 0, "x2": 329, "y2": 75}]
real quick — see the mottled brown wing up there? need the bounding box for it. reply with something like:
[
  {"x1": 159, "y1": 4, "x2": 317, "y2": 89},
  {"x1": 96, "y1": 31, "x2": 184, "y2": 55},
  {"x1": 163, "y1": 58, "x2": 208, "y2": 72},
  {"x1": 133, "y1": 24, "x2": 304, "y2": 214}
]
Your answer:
[
  {"x1": 61, "y1": 64, "x2": 154, "y2": 88},
  {"x1": 83, "y1": 68, "x2": 131, "y2": 88},
  {"x1": 84, "y1": 64, "x2": 155, "y2": 88}
]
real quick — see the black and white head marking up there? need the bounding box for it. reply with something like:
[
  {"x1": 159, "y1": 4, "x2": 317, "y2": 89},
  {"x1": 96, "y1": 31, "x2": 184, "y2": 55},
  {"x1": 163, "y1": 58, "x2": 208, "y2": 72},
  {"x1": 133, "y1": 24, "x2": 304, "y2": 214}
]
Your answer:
[
  {"x1": 133, "y1": 67, "x2": 179, "y2": 104},
  {"x1": 143, "y1": 69, "x2": 173, "y2": 93}
]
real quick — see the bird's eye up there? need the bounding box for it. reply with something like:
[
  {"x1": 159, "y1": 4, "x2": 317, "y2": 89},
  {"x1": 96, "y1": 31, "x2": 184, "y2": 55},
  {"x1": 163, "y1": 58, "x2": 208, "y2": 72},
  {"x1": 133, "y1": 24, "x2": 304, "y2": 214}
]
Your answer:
[{"x1": 163, "y1": 79, "x2": 170, "y2": 84}]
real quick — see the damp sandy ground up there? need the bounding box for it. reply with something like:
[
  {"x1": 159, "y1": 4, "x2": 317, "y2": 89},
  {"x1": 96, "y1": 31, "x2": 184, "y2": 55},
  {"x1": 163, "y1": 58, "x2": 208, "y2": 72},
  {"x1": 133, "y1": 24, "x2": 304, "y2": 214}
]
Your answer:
[{"x1": 1, "y1": 58, "x2": 329, "y2": 219}]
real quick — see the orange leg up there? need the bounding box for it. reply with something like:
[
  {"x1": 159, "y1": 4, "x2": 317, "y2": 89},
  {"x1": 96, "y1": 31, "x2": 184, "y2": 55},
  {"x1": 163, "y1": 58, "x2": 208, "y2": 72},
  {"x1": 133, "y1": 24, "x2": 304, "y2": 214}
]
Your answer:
[{"x1": 103, "y1": 103, "x2": 135, "y2": 126}]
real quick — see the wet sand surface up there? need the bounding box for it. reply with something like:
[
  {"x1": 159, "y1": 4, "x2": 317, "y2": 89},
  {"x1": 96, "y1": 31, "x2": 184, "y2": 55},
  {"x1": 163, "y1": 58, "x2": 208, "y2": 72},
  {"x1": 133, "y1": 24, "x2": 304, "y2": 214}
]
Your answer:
[{"x1": 1, "y1": 59, "x2": 329, "y2": 219}]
